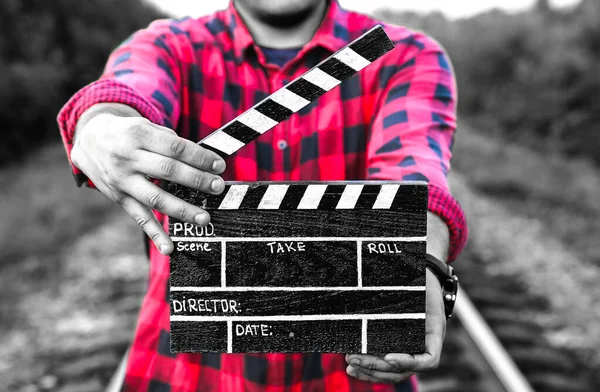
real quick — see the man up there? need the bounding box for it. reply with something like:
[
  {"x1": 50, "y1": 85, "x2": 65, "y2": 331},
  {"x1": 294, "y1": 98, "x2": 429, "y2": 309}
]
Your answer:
[{"x1": 58, "y1": 0, "x2": 467, "y2": 390}]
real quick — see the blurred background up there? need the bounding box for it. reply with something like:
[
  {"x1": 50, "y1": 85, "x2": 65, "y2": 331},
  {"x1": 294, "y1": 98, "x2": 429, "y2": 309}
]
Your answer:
[{"x1": 0, "y1": 0, "x2": 599, "y2": 391}]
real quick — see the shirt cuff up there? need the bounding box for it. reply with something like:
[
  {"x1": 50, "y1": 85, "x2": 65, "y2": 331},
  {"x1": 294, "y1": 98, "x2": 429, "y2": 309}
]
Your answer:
[
  {"x1": 428, "y1": 183, "x2": 468, "y2": 262},
  {"x1": 57, "y1": 79, "x2": 165, "y2": 187}
]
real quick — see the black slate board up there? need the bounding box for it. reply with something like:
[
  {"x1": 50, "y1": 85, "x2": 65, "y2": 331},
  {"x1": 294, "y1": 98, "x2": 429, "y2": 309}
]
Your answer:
[{"x1": 168, "y1": 181, "x2": 428, "y2": 354}]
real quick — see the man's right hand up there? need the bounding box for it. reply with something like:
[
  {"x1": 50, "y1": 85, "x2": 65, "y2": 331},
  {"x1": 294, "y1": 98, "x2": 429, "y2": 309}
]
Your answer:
[{"x1": 71, "y1": 104, "x2": 226, "y2": 255}]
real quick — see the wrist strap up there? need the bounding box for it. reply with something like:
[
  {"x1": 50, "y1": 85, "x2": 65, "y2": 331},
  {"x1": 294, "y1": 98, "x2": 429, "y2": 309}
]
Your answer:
[
  {"x1": 425, "y1": 254, "x2": 452, "y2": 282},
  {"x1": 425, "y1": 254, "x2": 459, "y2": 319}
]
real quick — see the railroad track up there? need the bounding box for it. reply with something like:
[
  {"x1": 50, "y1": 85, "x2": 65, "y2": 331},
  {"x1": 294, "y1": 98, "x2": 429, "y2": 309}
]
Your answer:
[
  {"x1": 419, "y1": 260, "x2": 597, "y2": 392},
  {"x1": 419, "y1": 288, "x2": 534, "y2": 392},
  {"x1": 29, "y1": 251, "x2": 595, "y2": 392}
]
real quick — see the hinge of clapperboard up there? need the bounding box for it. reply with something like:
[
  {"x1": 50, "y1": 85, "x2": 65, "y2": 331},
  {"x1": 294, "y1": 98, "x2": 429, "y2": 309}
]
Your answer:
[{"x1": 196, "y1": 25, "x2": 395, "y2": 157}]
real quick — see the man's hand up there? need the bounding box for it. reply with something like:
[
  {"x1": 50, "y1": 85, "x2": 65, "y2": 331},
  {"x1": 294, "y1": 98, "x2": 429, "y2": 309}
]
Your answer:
[
  {"x1": 345, "y1": 268, "x2": 446, "y2": 383},
  {"x1": 71, "y1": 103, "x2": 226, "y2": 255}
]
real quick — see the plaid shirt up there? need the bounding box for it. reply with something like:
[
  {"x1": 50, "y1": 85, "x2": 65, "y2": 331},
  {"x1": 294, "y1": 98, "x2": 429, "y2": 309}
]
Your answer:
[{"x1": 57, "y1": 1, "x2": 468, "y2": 391}]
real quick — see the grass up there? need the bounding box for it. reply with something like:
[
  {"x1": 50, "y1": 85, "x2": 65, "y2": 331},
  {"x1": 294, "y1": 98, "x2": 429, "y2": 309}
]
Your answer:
[
  {"x1": 0, "y1": 143, "x2": 122, "y2": 262},
  {"x1": 0, "y1": 143, "x2": 148, "y2": 389},
  {"x1": 451, "y1": 122, "x2": 600, "y2": 265},
  {"x1": 452, "y1": 121, "x2": 600, "y2": 213},
  {"x1": 449, "y1": 122, "x2": 600, "y2": 370},
  {"x1": 0, "y1": 142, "x2": 125, "y2": 332}
]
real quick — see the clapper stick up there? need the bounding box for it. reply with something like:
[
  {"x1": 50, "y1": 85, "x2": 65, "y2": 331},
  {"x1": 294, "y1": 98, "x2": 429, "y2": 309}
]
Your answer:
[
  {"x1": 168, "y1": 25, "x2": 429, "y2": 354},
  {"x1": 197, "y1": 25, "x2": 395, "y2": 156}
]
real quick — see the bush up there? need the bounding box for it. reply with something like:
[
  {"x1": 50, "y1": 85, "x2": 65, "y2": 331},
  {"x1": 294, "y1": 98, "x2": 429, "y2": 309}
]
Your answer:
[
  {"x1": 376, "y1": 0, "x2": 600, "y2": 164},
  {"x1": 0, "y1": 0, "x2": 164, "y2": 165}
]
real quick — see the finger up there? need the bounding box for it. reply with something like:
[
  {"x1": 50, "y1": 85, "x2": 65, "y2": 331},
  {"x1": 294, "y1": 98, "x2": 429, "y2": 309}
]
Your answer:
[
  {"x1": 384, "y1": 271, "x2": 447, "y2": 372},
  {"x1": 345, "y1": 354, "x2": 398, "y2": 372},
  {"x1": 123, "y1": 176, "x2": 211, "y2": 227},
  {"x1": 383, "y1": 325, "x2": 444, "y2": 372},
  {"x1": 346, "y1": 365, "x2": 413, "y2": 384},
  {"x1": 133, "y1": 151, "x2": 225, "y2": 194},
  {"x1": 383, "y1": 328, "x2": 443, "y2": 372},
  {"x1": 140, "y1": 129, "x2": 226, "y2": 174},
  {"x1": 119, "y1": 196, "x2": 173, "y2": 254},
  {"x1": 145, "y1": 121, "x2": 178, "y2": 135},
  {"x1": 425, "y1": 268, "x2": 447, "y2": 333}
]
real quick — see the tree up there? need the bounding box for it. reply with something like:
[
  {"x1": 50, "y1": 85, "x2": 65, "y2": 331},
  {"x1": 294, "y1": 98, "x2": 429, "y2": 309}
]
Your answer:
[
  {"x1": 0, "y1": 0, "x2": 164, "y2": 166},
  {"x1": 376, "y1": 2, "x2": 600, "y2": 164}
]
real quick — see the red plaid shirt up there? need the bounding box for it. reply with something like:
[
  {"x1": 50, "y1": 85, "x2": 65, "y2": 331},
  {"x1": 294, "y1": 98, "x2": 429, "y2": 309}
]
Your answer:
[{"x1": 58, "y1": 1, "x2": 468, "y2": 390}]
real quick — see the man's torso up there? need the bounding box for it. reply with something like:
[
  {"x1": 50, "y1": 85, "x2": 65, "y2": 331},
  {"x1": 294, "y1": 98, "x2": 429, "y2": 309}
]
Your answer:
[{"x1": 120, "y1": 4, "x2": 429, "y2": 391}]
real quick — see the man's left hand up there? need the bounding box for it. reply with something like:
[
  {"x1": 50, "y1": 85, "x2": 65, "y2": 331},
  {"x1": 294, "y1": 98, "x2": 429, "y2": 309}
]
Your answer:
[{"x1": 345, "y1": 268, "x2": 446, "y2": 383}]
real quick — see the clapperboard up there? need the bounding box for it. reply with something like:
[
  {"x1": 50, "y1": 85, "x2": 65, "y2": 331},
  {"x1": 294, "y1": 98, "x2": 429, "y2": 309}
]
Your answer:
[{"x1": 169, "y1": 26, "x2": 428, "y2": 354}]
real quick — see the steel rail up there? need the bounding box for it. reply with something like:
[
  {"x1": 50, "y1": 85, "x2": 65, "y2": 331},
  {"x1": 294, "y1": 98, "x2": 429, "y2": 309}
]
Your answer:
[{"x1": 454, "y1": 288, "x2": 535, "y2": 392}]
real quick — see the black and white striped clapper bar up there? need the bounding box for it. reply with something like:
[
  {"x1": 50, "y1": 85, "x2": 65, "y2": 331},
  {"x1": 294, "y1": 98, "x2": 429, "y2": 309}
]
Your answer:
[
  {"x1": 168, "y1": 26, "x2": 428, "y2": 354},
  {"x1": 197, "y1": 25, "x2": 395, "y2": 157}
]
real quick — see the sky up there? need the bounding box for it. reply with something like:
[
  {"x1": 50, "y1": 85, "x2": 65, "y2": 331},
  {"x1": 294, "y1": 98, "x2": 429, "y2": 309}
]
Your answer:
[{"x1": 145, "y1": 0, "x2": 581, "y2": 20}]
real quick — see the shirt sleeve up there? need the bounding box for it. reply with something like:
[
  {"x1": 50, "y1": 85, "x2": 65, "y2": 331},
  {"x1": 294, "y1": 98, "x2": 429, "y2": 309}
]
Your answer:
[
  {"x1": 57, "y1": 19, "x2": 185, "y2": 188},
  {"x1": 366, "y1": 33, "x2": 468, "y2": 262}
]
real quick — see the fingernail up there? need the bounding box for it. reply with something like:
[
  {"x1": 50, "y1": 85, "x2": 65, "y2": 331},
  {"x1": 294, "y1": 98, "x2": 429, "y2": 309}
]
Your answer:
[
  {"x1": 195, "y1": 213, "x2": 208, "y2": 225},
  {"x1": 349, "y1": 358, "x2": 360, "y2": 366},
  {"x1": 211, "y1": 178, "x2": 224, "y2": 193},
  {"x1": 159, "y1": 244, "x2": 168, "y2": 254},
  {"x1": 212, "y1": 160, "x2": 224, "y2": 172},
  {"x1": 347, "y1": 366, "x2": 357, "y2": 376}
]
